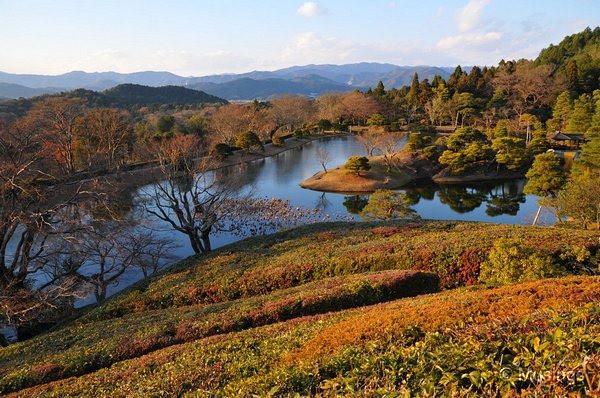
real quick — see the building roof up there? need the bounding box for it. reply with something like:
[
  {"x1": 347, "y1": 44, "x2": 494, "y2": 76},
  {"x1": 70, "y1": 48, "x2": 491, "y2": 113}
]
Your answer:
[
  {"x1": 548, "y1": 131, "x2": 572, "y2": 141},
  {"x1": 548, "y1": 131, "x2": 587, "y2": 141}
]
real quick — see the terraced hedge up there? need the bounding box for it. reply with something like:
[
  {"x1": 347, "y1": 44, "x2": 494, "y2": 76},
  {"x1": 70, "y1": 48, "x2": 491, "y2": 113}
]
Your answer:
[
  {"x1": 1, "y1": 221, "x2": 598, "y2": 396},
  {"x1": 84, "y1": 221, "x2": 598, "y2": 323},
  {"x1": 0, "y1": 270, "x2": 438, "y2": 394},
  {"x1": 10, "y1": 276, "x2": 599, "y2": 397}
]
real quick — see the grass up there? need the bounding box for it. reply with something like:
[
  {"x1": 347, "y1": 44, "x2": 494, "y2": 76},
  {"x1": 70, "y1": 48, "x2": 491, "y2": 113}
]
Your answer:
[
  {"x1": 8, "y1": 276, "x2": 600, "y2": 397},
  {"x1": 0, "y1": 270, "x2": 438, "y2": 394},
  {"x1": 0, "y1": 220, "x2": 598, "y2": 396},
  {"x1": 299, "y1": 156, "x2": 412, "y2": 193}
]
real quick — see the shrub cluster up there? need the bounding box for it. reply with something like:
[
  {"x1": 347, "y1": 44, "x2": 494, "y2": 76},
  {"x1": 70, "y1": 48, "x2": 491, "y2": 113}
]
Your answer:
[{"x1": 8, "y1": 277, "x2": 598, "y2": 397}]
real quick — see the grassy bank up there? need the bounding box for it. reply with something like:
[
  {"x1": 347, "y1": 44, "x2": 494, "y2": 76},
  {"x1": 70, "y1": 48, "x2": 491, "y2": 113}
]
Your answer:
[
  {"x1": 8, "y1": 277, "x2": 600, "y2": 397},
  {"x1": 0, "y1": 220, "x2": 598, "y2": 396}
]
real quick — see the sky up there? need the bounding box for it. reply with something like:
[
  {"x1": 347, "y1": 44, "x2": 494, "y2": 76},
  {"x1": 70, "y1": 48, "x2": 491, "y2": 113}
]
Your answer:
[{"x1": 1, "y1": 0, "x2": 598, "y2": 76}]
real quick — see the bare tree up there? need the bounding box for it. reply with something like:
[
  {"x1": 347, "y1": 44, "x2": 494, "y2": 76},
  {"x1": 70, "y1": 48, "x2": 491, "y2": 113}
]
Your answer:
[
  {"x1": 270, "y1": 95, "x2": 317, "y2": 133},
  {"x1": 57, "y1": 221, "x2": 176, "y2": 303},
  {"x1": 0, "y1": 116, "x2": 95, "y2": 328},
  {"x1": 493, "y1": 61, "x2": 560, "y2": 118},
  {"x1": 316, "y1": 147, "x2": 331, "y2": 172},
  {"x1": 209, "y1": 104, "x2": 254, "y2": 146},
  {"x1": 356, "y1": 131, "x2": 379, "y2": 156},
  {"x1": 316, "y1": 93, "x2": 345, "y2": 123},
  {"x1": 142, "y1": 135, "x2": 244, "y2": 254},
  {"x1": 376, "y1": 132, "x2": 404, "y2": 172},
  {"x1": 339, "y1": 91, "x2": 380, "y2": 125},
  {"x1": 29, "y1": 97, "x2": 86, "y2": 175},
  {"x1": 143, "y1": 135, "x2": 337, "y2": 254},
  {"x1": 76, "y1": 108, "x2": 134, "y2": 172}
]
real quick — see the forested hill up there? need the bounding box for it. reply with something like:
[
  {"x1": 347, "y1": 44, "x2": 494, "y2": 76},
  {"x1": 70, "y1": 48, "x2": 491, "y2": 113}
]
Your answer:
[
  {"x1": 100, "y1": 84, "x2": 226, "y2": 107},
  {"x1": 0, "y1": 84, "x2": 227, "y2": 115},
  {"x1": 535, "y1": 26, "x2": 600, "y2": 95}
]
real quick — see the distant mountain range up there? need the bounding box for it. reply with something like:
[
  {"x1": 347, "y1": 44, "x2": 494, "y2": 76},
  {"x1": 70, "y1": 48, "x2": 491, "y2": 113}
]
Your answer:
[{"x1": 0, "y1": 63, "x2": 461, "y2": 101}]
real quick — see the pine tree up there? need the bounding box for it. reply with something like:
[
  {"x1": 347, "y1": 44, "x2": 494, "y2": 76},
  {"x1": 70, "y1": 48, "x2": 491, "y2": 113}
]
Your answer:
[
  {"x1": 566, "y1": 59, "x2": 580, "y2": 95},
  {"x1": 373, "y1": 81, "x2": 385, "y2": 97},
  {"x1": 567, "y1": 93, "x2": 593, "y2": 132},
  {"x1": 547, "y1": 91, "x2": 572, "y2": 132},
  {"x1": 588, "y1": 89, "x2": 600, "y2": 134},
  {"x1": 524, "y1": 153, "x2": 567, "y2": 225},
  {"x1": 407, "y1": 73, "x2": 420, "y2": 106}
]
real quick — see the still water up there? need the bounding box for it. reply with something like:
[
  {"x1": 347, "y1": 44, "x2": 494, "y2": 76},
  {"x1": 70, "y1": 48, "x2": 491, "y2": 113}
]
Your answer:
[
  {"x1": 104, "y1": 135, "x2": 548, "y2": 298},
  {"x1": 140, "y1": 136, "x2": 549, "y2": 257}
]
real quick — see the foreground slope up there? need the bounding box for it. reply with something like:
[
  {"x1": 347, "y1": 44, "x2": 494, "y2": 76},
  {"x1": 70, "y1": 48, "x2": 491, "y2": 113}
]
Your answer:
[
  {"x1": 0, "y1": 221, "x2": 598, "y2": 396},
  {"x1": 8, "y1": 277, "x2": 600, "y2": 397}
]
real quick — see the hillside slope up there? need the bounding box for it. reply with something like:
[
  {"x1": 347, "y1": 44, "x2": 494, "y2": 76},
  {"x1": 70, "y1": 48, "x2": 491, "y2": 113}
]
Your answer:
[
  {"x1": 0, "y1": 83, "x2": 227, "y2": 115},
  {"x1": 0, "y1": 221, "x2": 598, "y2": 396}
]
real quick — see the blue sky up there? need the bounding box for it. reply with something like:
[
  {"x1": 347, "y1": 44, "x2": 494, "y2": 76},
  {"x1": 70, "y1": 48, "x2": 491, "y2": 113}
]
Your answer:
[{"x1": 1, "y1": 0, "x2": 598, "y2": 76}]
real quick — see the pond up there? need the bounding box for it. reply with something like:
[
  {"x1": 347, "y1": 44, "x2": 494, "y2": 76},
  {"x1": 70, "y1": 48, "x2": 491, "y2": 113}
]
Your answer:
[{"x1": 99, "y1": 135, "x2": 551, "y2": 299}]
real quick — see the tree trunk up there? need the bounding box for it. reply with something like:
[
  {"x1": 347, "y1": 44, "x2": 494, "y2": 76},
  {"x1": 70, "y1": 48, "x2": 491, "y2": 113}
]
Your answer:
[
  {"x1": 188, "y1": 233, "x2": 205, "y2": 255},
  {"x1": 201, "y1": 232, "x2": 212, "y2": 252},
  {"x1": 532, "y1": 205, "x2": 543, "y2": 226},
  {"x1": 95, "y1": 286, "x2": 107, "y2": 304}
]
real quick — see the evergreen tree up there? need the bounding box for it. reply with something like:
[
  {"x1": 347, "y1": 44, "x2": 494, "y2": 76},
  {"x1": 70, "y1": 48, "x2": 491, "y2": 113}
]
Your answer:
[
  {"x1": 360, "y1": 189, "x2": 418, "y2": 220},
  {"x1": 448, "y1": 65, "x2": 464, "y2": 93},
  {"x1": 344, "y1": 156, "x2": 371, "y2": 176},
  {"x1": 524, "y1": 153, "x2": 567, "y2": 225},
  {"x1": 566, "y1": 59, "x2": 580, "y2": 95},
  {"x1": 578, "y1": 130, "x2": 600, "y2": 170},
  {"x1": 492, "y1": 137, "x2": 528, "y2": 171},
  {"x1": 567, "y1": 93, "x2": 593, "y2": 132},
  {"x1": 588, "y1": 89, "x2": 600, "y2": 133},
  {"x1": 373, "y1": 81, "x2": 386, "y2": 97},
  {"x1": 547, "y1": 91, "x2": 572, "y2": 132},
  {"x1": 407, "y1": 73, "x2": 420, "y2": 106}
]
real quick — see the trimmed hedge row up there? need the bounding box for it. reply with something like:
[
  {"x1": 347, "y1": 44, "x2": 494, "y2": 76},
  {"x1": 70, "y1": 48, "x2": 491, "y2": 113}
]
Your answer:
[
  {"x1": 9, "y1": 276, "x2": 599, "y2": 397},
  {"x1": 0, "y1": 270, "x2": 438, "y2": 394},
  {"x1": 83, "y1": 221, "x2": 599, "y2": 323}
]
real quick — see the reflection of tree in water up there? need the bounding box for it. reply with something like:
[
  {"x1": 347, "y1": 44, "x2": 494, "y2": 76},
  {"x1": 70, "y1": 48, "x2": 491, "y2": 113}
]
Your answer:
[
  {"x1": 343, "y1": 195, "x2": 369, "y2": 214},
  {"x1": 215, "y1": 161, "x2": 262, "y2": 192},
  {"x1": 485, "y1": 182, "x2": 525, "y2": 217},
  {"x1": 435, "y1": 181, "x2": 526, "y2": 216},
  {"x1": 315, "y1": 192, "x2": 332, "y2": 211},
  {"x1": 403, "y1": 184, "x2": 437, "y2": 205},
  {"x1": 437, "y1": 186, "x2": 488, "y2": 213}
]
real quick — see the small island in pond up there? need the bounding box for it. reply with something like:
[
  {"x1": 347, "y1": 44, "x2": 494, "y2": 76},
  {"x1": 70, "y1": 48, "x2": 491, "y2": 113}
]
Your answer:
[
  {"x1": 300, "y1": 151, "x2": 435, "y2": 192},
  {"x1": 301, "y1": 127, "x2": 536, "y2": 193}
]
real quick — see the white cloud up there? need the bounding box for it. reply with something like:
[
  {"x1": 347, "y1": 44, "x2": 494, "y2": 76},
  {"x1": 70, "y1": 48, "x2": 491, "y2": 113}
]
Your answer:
[
  {"x1": 297, "y1": 2, "x2": 326, "y2": 18},
  {"x1": 436, "y1": 31, "x2": 503, "y2": 49},
  {"x1": 281, "y1": 32, "x2": 354, "y2": 63},
  {"x1": 456, "y1": 0, "x2": 490, "y2": 32},
  {"x1": 433, "y1": 6, "x2": 445, "y2": 19},
  {"x1": 279, "y1": 32, "x2": 432, "y2": 67},
  {"x1": 71, "y1": 48, "x2": 254, "y2": 76}
]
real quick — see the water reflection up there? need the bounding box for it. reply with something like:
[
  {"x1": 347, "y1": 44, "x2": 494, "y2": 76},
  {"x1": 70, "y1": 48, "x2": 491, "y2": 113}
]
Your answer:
[
  {"x1": 107, "y1": 136, "x2": 542, "y2": 296},
  {"x1": 70, "y1": 136, "x2": 543, "y2": 305},
  {"x1": 343, "y1": 195, "x2": 369, "y2": 214}
]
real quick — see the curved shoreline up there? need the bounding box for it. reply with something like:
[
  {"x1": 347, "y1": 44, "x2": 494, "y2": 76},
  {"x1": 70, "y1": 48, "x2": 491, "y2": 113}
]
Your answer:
[
  {"x1": 300, "y1": 152, "x2": 527, "y2": 193},
  {"x1": 82, "y1": 132, "x2": 351, "y2": 189}
]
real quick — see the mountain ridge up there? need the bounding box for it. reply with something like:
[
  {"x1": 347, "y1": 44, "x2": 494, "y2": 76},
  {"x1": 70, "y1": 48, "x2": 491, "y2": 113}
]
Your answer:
[{"x1": 0, "y1": 63, "x2": 461, "y2": 100}]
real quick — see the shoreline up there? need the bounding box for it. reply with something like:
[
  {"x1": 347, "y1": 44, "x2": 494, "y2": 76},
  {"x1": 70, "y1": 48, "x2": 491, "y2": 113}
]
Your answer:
[
  {"x1": 300, "y1": 152, "x2": 528, "y2": 193},
  {"x1": 77, "y1": 132, "x2": 351, "y2": 189}
]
